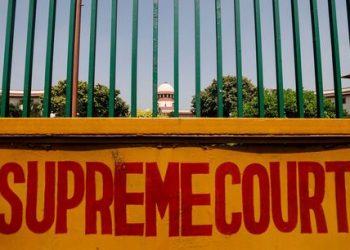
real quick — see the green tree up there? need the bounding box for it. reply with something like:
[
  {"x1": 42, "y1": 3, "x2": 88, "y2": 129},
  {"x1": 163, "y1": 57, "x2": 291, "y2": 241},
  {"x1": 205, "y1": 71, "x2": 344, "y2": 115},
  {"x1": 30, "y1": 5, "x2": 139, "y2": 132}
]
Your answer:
[
  {"x1": 244, "y1": 89, "x2": 339, "y2": 118},
  {"x1": 0, "y1": 96, "x2": 42, "y2": 117},
  {"x1": 191, "y1": 76, "x2": 257, "y2": 117},
  {"x1": 192, "y1": 75, "x2": 340, "y2": 118},
  {"x1": 50, "y1": 80, "x2": 129, "y2": 117},
  {"x1": 8, "y1": 103, "x2": 22, "y2": 117}
]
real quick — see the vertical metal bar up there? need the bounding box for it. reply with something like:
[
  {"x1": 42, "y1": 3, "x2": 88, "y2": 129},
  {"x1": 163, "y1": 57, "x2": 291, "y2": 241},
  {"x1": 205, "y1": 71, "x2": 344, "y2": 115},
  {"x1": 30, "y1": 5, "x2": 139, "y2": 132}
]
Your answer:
[
  {"x1": 72, "y1": 0, "x2": 82, "y2": 117},
  {"x1": 215, "y1": 0, "x2": 224, "y2": 117},
  {"x1": 22, "y1": 0, "x2": 37, "y2": 117},
  {"x1": 254, "y1": 0, "x2": 264, "y2": 117},
  {"x1": 109, "y1": 0, "x2": 118, "y2": 117},
  {"x1": 272, "y1": 0, "x2": 285, "y2": 117},
  {"x1": 43, "y1": 0, "x2": 57, "y2": 118},
  {"x1": 1, "y1": 0, "x2": 16, "y2": 117},
  {"x1": 310, "y1": 0, "x2": 324, "y2": 118},
  {"x1": 173, "y1": 0, "x2": 179, "y2": 117},
  {"x1": 194, "y1": 0, "x2": 201, "y2": 117},
  {"x1": 328, "y1": 0, "x2": 343, "y2": 118},
  {"x1": 291, "y1": 0, "x2": 304, "y2": 118},
  {"x1": 131, "y1": 0, "x2": 139, "y2": 117},
  {"x1": 347, "y1": 0, "x2": 350, "y2": 52},
  {"x1": 152, "y1": 0, "x2": 159, "y2": 117},
  {"x1": 234, "y1": 0, "x2": 243, "y2": 117},
  {"x1": 65, "y1": 0, "x2": 77, "y2": 117},
  {"x1": 87, "y1": 0, "x2": 98, "y2": 117}
]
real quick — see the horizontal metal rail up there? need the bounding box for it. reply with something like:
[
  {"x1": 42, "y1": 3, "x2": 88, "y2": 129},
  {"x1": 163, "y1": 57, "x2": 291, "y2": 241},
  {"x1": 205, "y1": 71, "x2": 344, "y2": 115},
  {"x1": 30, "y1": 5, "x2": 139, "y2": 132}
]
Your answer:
[{"x1": 0, "y1": 118, "x2": 350, "y2": 144}]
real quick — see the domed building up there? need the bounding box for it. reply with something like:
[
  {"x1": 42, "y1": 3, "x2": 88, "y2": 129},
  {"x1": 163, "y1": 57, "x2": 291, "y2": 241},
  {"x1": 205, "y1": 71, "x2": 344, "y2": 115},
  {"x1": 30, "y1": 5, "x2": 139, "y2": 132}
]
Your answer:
[{"x1": 157, "y1": 82, "x2": 174, "y2": 114}]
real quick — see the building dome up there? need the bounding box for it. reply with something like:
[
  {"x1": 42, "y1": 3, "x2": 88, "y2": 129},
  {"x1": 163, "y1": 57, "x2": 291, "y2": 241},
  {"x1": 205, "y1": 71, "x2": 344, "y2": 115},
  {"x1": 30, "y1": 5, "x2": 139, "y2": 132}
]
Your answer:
[
  {"x1": 158, "y1": 83, "x2": 174, "y2": 94},
  {"x1": 157, "y1": 82, "x2": 174, "y2": 114}
]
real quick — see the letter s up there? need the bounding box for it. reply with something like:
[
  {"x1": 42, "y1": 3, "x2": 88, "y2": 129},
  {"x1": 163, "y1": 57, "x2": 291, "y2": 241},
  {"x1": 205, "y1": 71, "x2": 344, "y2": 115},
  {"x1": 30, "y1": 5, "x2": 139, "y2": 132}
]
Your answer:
[{"x1": 0, "y1": 163, "x2": 25, "y2": 234}]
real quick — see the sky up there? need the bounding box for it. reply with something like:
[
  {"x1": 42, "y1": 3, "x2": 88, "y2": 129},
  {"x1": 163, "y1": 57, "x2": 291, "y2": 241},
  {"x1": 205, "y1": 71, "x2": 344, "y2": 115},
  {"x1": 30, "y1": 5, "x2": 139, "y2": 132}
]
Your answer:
[{"x1": 0, "y1": 0, "x2": 350, "y2": 110}]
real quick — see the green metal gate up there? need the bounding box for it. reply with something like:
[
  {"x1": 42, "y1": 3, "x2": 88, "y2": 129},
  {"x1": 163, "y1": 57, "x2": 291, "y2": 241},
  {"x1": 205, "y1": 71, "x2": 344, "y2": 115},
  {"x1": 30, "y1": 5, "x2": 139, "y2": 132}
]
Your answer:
[{"x1": 0, "y1": 0, "x2": 349, "y2": 118}]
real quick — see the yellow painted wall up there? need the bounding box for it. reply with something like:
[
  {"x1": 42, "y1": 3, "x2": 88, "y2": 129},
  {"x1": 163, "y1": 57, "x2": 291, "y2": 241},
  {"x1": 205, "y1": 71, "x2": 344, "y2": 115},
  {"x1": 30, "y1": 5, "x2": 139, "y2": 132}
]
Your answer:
[{"x1": 1, "y1": 145, "x2": 350, "y2": 250}]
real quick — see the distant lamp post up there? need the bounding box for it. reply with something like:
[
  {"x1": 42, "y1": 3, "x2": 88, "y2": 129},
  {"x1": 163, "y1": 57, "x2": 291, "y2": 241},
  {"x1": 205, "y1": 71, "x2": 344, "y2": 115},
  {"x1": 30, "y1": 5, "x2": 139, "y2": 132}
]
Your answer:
[{"x1": 72, "y1": 0, "x2": 82, "y2": 117}]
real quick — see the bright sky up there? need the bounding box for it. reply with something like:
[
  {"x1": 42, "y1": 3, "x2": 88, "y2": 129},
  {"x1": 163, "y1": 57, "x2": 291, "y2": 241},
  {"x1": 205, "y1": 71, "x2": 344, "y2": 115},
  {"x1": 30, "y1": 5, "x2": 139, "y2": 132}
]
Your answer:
[{"x1": 0, "y1": 0, "x2": 350, "y2": 110}]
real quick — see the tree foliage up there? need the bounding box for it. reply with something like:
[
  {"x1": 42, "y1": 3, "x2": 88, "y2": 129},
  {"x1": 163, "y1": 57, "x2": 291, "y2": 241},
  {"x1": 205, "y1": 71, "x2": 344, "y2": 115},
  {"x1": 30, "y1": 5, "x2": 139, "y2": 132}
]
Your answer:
[
  {"x1": 244, "y1": 89, "x2": 338, "y2": 118},
  {"x1": 8, "y1": 103, "x2": 22, "y2": 117},
  {"x1": 51, "y1": 80, "x2": 129, "y2": 117},
  {"x1": 191, "y1": 76, "x2": 257, "y2": 117},
  {"x1": 0, "y1": 97, "x2": 42, "y2": 117},
  {"x1": 137, "y1": 109, "x2": 168, "y2": 118},
  {"x1": 192, "y1": 75, "x2": 340, "y2": 118}
]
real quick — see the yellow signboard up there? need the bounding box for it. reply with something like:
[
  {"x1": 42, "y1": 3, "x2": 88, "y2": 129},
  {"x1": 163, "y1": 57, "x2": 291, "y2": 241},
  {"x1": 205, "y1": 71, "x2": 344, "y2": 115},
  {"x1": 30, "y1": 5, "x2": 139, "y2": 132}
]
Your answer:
[{"x1": 0, "y1": 145, "x2": 350, "y2": 249}]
